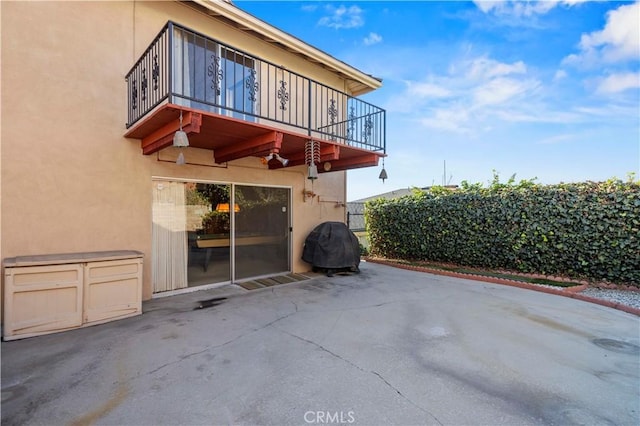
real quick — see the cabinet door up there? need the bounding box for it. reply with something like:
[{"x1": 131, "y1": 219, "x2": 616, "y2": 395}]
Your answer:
[
  {"x1": 84, "y1": 258, "x2": 142, "y2": 325},
  {"x1": 4, "y1": 264, "x2": 83, "y2": 340}
]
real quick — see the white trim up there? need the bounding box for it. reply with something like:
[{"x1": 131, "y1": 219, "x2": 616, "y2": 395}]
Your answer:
[
  {"x1": 151, "y1": 280, "x2": 234, "y2": 298},
  {"x1": 230, "y1": 184, "x2": 236, "y2": 283}
]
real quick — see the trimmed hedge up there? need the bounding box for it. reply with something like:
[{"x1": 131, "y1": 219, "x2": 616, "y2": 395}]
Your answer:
[{"x1": 365, "y1": 178, "x2": 640, "y2": 285}]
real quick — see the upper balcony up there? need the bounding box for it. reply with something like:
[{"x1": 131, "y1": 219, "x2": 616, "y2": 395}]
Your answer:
[{"x1": 124, "y1": 22, "x2": 386, "y2": 172}]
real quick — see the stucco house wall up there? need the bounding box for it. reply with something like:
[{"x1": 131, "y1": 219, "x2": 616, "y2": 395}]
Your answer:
[{"x1": 1, "y1": 1, "x2": 367, "y2": 303}]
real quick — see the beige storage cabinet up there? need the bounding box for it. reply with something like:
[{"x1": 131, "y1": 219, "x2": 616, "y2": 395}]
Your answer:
[
  {"x1": 83, "y1": 258, "x2": 142, "y2": 325},
  {"x1": 3, "y1": 263, "x2": 84, "y2": 340},
  {"x1": 3, "y1": 251, "x2": 143, "y2": 340}
]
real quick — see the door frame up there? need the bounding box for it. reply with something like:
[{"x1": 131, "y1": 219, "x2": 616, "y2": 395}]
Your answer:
[
  {"x1": 151, "y1": 176, "x2": 292, "y2": 297},
  {"x1": 231, "y1": 183, "x2": 292, "y2": 283}
]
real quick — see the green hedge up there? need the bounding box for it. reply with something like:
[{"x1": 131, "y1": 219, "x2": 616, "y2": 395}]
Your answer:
[{"x1": 365, "y1": 178, "x2": 640, "y2": 285}]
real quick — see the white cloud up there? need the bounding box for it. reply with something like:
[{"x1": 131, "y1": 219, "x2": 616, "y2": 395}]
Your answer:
[
  {"x1": 473, "y1": 0, "x2": 589, "y2": 17},
  {"x1": 408, "y1": 82, "x2": 452, "y2": 99},
  {"x1": 495, "y1": 109, "x2": 581, "y2": 124},
  {"x1": 537, "y1": 134, "x2": 578, "y2": 145},
  {"x1": 472, "y1": 77, "x2": 538, "y2": 107},
  {"x1": 564, "y1": 2, "x2": 640, "y2": 66},
  {"x1": 466, "y1": 57, "x2": 526, "y2": 80},
  {"x1": 363, "y1": 32, "x2": 382, "y2": 46},
  {"x1": 596, "y1": 72, "x2": 640, "y2": 94},
  {"x1": 420, "y1": 108, "x2": 471, "y2": 133},
  {"x1": 385, "y1": 44, "x2": 636, "y2": 136},
  {"x1": 301, "y1": 5, "x2": 318, "y2": 12},
  {"x1": 473, "y1": 1, "x2": 503, "y2": 14},
  {"x1": 554, "y1": 69, "x2": 568, "y2": 81},
  {"x1": 581, "y1": 2, "x2": 640, "y2": 62},
  {"x1": 387, "y1": 56, "x2": 543, "y2": 133},
  {"x1": 561, "y1": 2, "x2": 639, "y2": 100},
  {"x1": 318, "y1": 5, "x2": 364, "y2": 29}
]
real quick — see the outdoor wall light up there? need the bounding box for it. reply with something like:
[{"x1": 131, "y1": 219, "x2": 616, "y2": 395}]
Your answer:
[
  {"x1": 173, "y1": 110, "x2": 189, "y2": 165},
  {"x1": 262, "y1": 152, "x2": 289, "y2": 166}
]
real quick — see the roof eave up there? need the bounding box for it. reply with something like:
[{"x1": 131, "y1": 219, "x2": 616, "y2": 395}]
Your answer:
[{"x1": 186, "y1": 0, "x2": 382, "y2": 95}]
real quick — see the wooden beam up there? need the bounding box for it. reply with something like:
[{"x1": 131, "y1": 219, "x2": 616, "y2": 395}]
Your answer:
[
  {"x1": 279, "y1": 145, "x2": 340, "y2": 168},
  {"x1": 141, "y1": 112, "x2": 202, "y2": 155},
  {"x1": 319, "y1": 153, "x2": 380, "y2": 172},
  {"x1": 214, "y1": 131, "x2": 283, "y2": 163}
]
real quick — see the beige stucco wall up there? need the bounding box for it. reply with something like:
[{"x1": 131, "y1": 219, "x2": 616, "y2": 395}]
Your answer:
[{"x1": 1, "y1": 1, "x2": 350, "y2": 303}]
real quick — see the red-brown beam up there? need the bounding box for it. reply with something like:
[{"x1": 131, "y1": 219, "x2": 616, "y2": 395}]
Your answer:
[
  {"x1": 141, "y1": 112, "x2": 202, "y2": 155},
  {"x1": 320, "y1": 154, "x2": 380, "y2": 172},
  {"x1": 278, "y1": 145, "x2": 341, "y2": 168},
  {"x1": 214, "y1": 131, "x2": 283, "y2": 163}
]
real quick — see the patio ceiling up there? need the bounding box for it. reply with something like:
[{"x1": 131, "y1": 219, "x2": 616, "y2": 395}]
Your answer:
[{"x1": 124, "y1": 104, "x2": 382, "y2": 172}]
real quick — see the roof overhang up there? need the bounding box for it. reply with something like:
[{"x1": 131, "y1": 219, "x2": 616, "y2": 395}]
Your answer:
[{"x1": 182, "y1": 0, "x2": 382, "y2": 96}]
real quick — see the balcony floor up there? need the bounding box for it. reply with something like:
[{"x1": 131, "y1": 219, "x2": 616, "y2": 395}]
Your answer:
[{"x1": 124, "y1": 104, "x2": 383, "y2": 172}]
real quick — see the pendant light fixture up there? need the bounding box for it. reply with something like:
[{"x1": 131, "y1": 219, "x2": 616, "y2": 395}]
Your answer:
[
  {"x1": 378, "y1": 157, "x2": 388, "y2": 183},
  {"x1": 173, "y1": 110, "x2": 189, "y2": 165},
  {"x1": 305, "y1": 140, "x2": 320, "y2": 180}
]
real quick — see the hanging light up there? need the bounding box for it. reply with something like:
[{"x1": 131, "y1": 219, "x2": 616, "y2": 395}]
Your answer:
[
  {"x1": 173, "y1": 110, "x2": 189, "y2": 165},
  {"x1": 378, "y1": 157, "x2": 388, "y2": 183},
  {"x1": 305, "y1": 140, "x2": 320, "y2": 180},
  {"x1": 308, "y1": 164, "x2": 318, "y2": 180},
  {"x1": 176, "y1": 151, "x2": 186, "y2": 165}
]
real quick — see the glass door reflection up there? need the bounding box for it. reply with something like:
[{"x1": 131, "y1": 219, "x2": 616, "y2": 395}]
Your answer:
[
  {"x1": 234, "y1": 185, "x2": 290, "y2": 280},
  {"x1": 186, "y1": 183, "x2": 232, "y2": 286}
]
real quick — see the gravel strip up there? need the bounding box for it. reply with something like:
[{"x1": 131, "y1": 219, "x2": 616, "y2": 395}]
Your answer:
[
  {"x1": 493, "y1": 280, "x2": 640, "y2": 311},
  {"x1": 580, "y1": 288, "x2": 640, "y2": 310}
]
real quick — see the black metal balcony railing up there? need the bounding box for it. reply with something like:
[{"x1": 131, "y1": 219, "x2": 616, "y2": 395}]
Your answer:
[{"x1": 126, "y1": 22, "x2": 385, "y2": 153}]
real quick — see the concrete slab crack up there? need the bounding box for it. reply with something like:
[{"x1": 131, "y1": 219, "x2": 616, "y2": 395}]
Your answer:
[
  {"x1": 204, "y1": 309, "x2": 299, "y2": 352},
  {"x1": 322, "y1": 311, "x2": 343, "y2": 343},
  {"x1": 142, "y1": 310, "x2": 299, "y2": 377},
  {"x1": 318, "y1": 299, "x2": 409, "y2": 313},
  {"x1": 371, "y1": 371, "x2": 443, "y2": 425},
  {"x1": 280, "y1": 330, "x2": 443, "y2": 425},
  {"x1": 280, "y1": 329, "x2": 355, "y2": 367},
  {"x1": 146, "y1": 348, "x2": 210, "y2": 376}
]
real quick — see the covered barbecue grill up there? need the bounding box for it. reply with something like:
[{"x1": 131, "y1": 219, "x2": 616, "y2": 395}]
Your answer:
[{"x1": 302, "y1": 221, "x2": 360, "y2": 276}]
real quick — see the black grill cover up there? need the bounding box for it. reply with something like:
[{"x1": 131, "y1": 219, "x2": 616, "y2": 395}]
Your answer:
[{"x1": 302, "y1": 221, "x2": 360, "y2": 270}]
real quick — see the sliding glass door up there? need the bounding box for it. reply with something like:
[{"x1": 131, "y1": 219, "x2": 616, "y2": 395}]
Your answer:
[
  {"x1": 152, "y1": 181, "x2": 231, "y2": 293},
  {"x1": 234, "y1": 185, "x2": 291, "y2": 280},
  {"x1": 152, "y1": 180, "x2": 290, "y2": 294},
  {"x1": 185, "y1": 183, "x2": 233, "y2": 286}
]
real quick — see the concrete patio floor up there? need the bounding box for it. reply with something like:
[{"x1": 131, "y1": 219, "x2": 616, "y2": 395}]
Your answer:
[{"x1": 1, "y1": 262, "x2": 639, "y2": 425}]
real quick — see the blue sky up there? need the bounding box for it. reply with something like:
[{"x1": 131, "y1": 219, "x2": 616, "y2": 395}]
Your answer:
[{"x1": 236, "y1": 0, "x2": 640, "y2": 201}]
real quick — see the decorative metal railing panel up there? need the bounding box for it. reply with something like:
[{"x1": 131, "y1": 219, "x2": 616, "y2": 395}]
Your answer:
[
  {"x1": 126, "y1": 23, "x2": 170, "y2": 127},
  {"x1": 126, "y1": 22, "x2": 385, "y2": 153}
]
